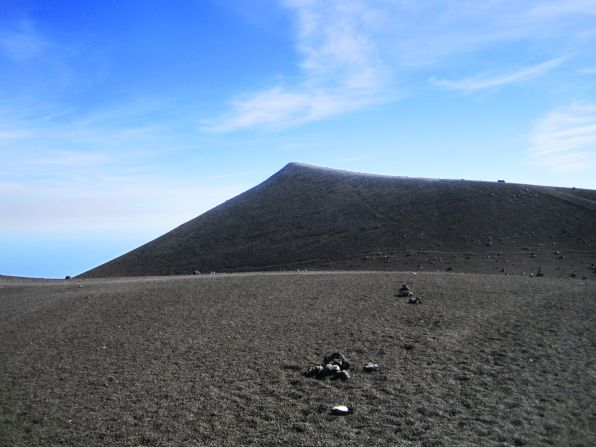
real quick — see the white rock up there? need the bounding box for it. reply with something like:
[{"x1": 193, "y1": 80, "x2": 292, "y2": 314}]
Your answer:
[
  {"x1": 326, "y1": 364, "x2": 341, "y2": 373},
  {"x1": 331, "y1": 405, "x2": 350, "y2": 415},
  {"x1": 363, "y1": 362, "x2": 380, "y2": 372}
]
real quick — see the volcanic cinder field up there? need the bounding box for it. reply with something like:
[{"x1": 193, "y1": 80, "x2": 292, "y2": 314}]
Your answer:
[{"x1": 1, "y1": 163, "x2": 595, "y2": 446}]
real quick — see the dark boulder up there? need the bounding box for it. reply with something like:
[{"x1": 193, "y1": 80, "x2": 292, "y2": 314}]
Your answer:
[{"x1": 397, "y1": 282, "x2": 413, "y2": 297}]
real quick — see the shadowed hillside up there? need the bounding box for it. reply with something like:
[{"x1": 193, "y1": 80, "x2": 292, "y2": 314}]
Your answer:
[{"x1": 80, "y1": 163, "x2": 596, "y2": 278}]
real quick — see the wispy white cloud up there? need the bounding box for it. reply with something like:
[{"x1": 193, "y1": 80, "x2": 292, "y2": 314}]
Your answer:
[
  {"x1": 0, "y1": 93, "x2": 254, "y2": 234},
  {"x1": 203, "y1": 86, "x2": 388, "y2": 132},
  {"x1": 0, "y1": 99, "x2": 195, "y2": 195},
  {"x1": 204, "y1": 0, "x2": 596, "y2": 132},
  {"x1": 25, "y1": 150, "x2": 110, "y2": 168},
  {"x1": 202, "y1": 0, "x2": 393, "y2": 132},
  {"x1": 528, "y1": 102, "x2": 596, "y2": 173},
  {"x1": 528, "y1": 0, "x2": 596, "y2": 18},
  {"x1": 0, "y1": 130, "x2": 30, "y2": 140},
  {"x1": 0, "y1": 20, "x2": 47, "y2": 60},
  {"x1": 430, "y1": 58, "x2": 565, "y2": 92}
]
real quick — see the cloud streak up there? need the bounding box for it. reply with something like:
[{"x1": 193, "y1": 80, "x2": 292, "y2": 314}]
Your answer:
[
  {"x1": 0, "y1": 20, "x2": 47, "y2": 60},
  {"x1": 430, "y1": 58, "x2": 565, "y2": 92},
  {"x1": 202, "y1": 0, "x2": 392, "y2": 132},
  {"x1": 0, "y1": 98, "x2": 178, "y2": 178},
  {"x1": 204, "y1": 0, "x2": 596, "y2": 132},
  {"x1": 528, "y1": 102, "x2": 596, "y2": 173}
]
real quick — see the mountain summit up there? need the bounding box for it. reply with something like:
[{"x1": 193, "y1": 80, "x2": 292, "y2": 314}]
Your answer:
[{"x1": 80, "y1": 163, "x2": 596, "y2": 278}]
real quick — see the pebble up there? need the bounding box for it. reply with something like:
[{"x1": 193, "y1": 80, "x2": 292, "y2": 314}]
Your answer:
[
  {"x1": 363, "y1": 362, "x2": 380, "y2": 372},
  {"x1": 331, "y1": 405, "x2": 350, "y2": 416}
]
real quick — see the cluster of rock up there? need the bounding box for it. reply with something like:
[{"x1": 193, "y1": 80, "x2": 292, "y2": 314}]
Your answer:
[
  {"x1": 303, "y1": 354, "x2": 384, "y2": 416},
  {"x1": 304, "y1": 352, "x2": 351, "y2": 381},
  {"x1": 397, "y1": 283, "x2": 422, "y2": 304}
]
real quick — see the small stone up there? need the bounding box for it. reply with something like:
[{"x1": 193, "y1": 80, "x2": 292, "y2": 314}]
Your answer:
[
  {"x1": 331, "y1": 405, "x2": 350, "y2": 416},
  {"x1": 408, "y1": 296, "x2": 422, "y2": 304},
  {"x1": 363, "y1": 362, "x2": 380, "y2": 372},
  {"x1": 64, "y1": 275, "x2": 71, "y2": 280}
]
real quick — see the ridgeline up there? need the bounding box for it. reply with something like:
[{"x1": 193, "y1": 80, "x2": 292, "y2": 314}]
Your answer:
[{"x1": 80, "y1": 163, "x2": 596, "y2": 278}]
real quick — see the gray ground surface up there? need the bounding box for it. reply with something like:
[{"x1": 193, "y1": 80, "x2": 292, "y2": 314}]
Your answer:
[{"x1": 1, "y1": 272, "x2": 594, "y2": 446}]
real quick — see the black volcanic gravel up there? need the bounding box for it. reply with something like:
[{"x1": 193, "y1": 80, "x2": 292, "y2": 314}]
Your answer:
[{"x1": 1, "y1": 272, "x2": 595, "y2": 446}]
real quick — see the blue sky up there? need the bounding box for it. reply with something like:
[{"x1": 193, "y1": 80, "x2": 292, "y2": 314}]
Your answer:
[{"x1": 1, "y1": 0, "x2": 595, "y2": 278}]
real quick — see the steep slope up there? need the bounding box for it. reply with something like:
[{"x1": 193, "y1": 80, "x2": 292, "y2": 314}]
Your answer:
[{"x1": 80, "y1": 163, "x2": 596, "y2": 278}]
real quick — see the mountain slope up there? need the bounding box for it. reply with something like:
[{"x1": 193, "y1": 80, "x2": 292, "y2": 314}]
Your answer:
[{"x1": 80, "y1": 163, "x2": 596, "y2": 278}]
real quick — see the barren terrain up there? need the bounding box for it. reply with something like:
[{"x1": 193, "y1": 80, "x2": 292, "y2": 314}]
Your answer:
[
  {"x1": 1, "y1": 272, "x2": 595, "y2": 446},
  {"x1": 3, "y1": 163, "x2": 595, "y2": 445}
]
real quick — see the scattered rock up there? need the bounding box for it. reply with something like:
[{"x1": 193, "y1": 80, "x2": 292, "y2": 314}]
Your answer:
[
  {"x1": 408, "y1": 296, "x2": 422, "y2": 304},
  {"x1": 304, "y1": 352, "x2": 350, "y2": 380},
  {"x1": 193, "y1": 270, "x2": 201, "y2": 275}
]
